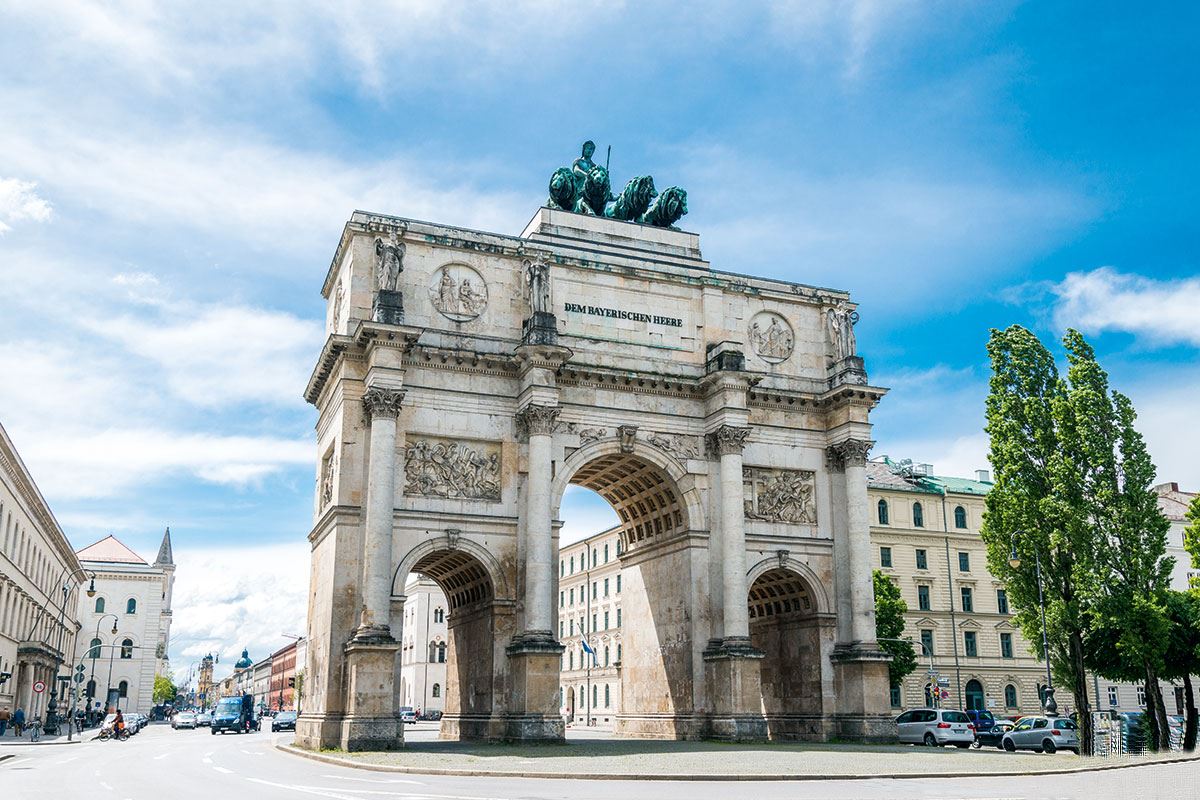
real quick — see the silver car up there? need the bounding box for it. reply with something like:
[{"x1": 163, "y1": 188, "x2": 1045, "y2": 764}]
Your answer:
[
  {"x1": 896, "y1": 708, "x2": 975, "y2": 747},
  {"x1": 1002, "y1": 715, "x2": 1079, "y2": 754}
]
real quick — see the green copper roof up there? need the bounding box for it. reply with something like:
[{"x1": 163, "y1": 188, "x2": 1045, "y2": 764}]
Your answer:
[{"x1": 919, "y1": 474, "x2": 994, "y2": 496}]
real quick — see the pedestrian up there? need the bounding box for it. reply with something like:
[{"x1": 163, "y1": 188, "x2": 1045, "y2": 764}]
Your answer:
[
  {"x1": 13, "y1": 706, "x2": 25, "y2": 737},
  {"x1": 0, "y1": 706, "x2": 9, "y2": 737},
  {"x1": 114, "y1": 708, "x2": 125, "y2": 739}
]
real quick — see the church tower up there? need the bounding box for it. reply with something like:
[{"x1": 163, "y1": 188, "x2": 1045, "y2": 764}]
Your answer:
[{"x1": 155, "y1": 527, "x2": 176, "y2": 675}]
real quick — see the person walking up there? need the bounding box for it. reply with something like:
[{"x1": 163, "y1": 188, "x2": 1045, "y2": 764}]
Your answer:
[
  {"x1": 0, "y1": 706, "x2": 10, "y2": 737},
  {"x1": 13, "y1": 706, "x2": 25, "y2": 737}
]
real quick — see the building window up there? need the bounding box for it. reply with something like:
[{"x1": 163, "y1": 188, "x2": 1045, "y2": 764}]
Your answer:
[
  {"x1": 920, "y1": 629, "x2": 934, "y2": 657},
  {"x1": 605, "y1": 684, "x2": 611, "y2": 707},
  {"x1": 958, "y1": 552, "x2": 970, "y2": 572},
  {"x1": 592, "y1": 613, "x2": 598, "y2": 632},
  {"x1": 560, "y1": 591, "x2": 564, "y2": 608},
  {"x1": 954, "y1": 505, "x2": 967, "y2": 529},
  {"x1": 569, "y1": 651, "x2": 574, "y2": 670},
  {"x1": 432, "y1": 683, "x2": 441, "y2": 698},
  {"x1": 996, "y1": 589, "x2": 1009, "y2": 614},
  {"x1": 1137, "y1": 685, "x2": 1146, "y2": 706},
  {"x1": 429, "y1": 642, "x2": 438, "y2": 662},
  {"x1": 604, "y1": 544, "x2": 610, "y2": 563},
  {"x1": 570, "y1": 556, "x2": 575, "y2": 574},
  {"x1": 890, "y1": 684, "x2": 902, "y2": 708},
  {"x1": 592, "y1": 548, "x2": 598, "y2": 567},
  {"x1": 918, "y1": 585, "x2": 931, "y2": 611},
  {"x1": 604, "y1": 578, "x2": 610, "y2": 597},
  {"x1": 559, "y1": 621, "x2": 564, "y2": 638},
  {"x1": 434, "y1": 608, "x2": 444, "y2": 623},
  {"x1": 118, "y1": 680, "x2": 128, "y2": 698},
  {"x1": 964, "y1": 631, "x2": 978, "y2": 657},
  {"x1": 1000, "y1": 633, "x2": 1013, "y2": 658},
  {"x1": 1108, "y1": 686, "x2": 1119, "y2": 707},
  {"x1": 88, "y1": 637, "x2": 102, "y2": 659},
  {"x1": 960, "y1": 587, "x2": 973, "y2": 613},
  {"x1": 617, "y1": 643, "x2": 622, "y2": 661},
  {"x1": 570, "y1": 588, "x2": 575, "y2": 606},
  {"x1": 604, "y1": 611, "x2": 610, "y2": 629},
  {"x1": 569, "y1": 619, "x2": 574, "y2": 635},
  {"x1": 120, "y1": 638, "x2": 134, "y2": 659},
  {"x1": 592, "y1": 582, "x2": 597, "y2": 600},
  {"x1": 880, "y1": 547, "x2": 892, "y2": 568},
  {"x1": 604, "y1": 646, "x2": 610, "y2": 666},
  {"x1": 877, "y1": 499, "x2": 889, "y2": 524},
  {"x1": 912, "y1": 503, "x2": 924, "y2": 527},
  {"x1": 1005, "y1": 684, "x2": 1018, "y2": 708},
  {"x1": 616, "y1": 608, "x2": 622, "y2": 627},
  {"x1": 616, "y1": 575, "x2": 622, "y2": 593},
  {"x1": 438, "y1": 643, "x2": 446, "y2": 663},
  {"x1": 95, "y1": 597, "x2": 105, "y2": 613},
  {"x1": 592, "y1": 684, "x2": 598, "y2": 707},
  {"x1": 915, "y1": 549, "x2": 927, "y2": 570},
  {"x1": 560, "y1": 559, "x2": 565, "y2": 577}
]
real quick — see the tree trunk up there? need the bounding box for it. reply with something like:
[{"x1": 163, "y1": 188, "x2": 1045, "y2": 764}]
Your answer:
[
  {"x1": 1184, "y1": 673, "x2": 1197, "y2": 752},
  {"x1": 1143, "y1": 675, "x2": 1162, "y2": 751},
  {"x1": 1147, "y1": 664, "x2": 1172, "y2": 751},
  {"x1": 1068, "y1": 630, "x2": 1094, "y2": 755}
]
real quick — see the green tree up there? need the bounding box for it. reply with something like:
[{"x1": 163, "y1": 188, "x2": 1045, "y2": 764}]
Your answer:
[
  {"x1": 873, "y1": 569, "x2": 917, "y2": 690},
  {"x1": 1162, "y1": 590, "x2": 1200, "y2": 751},
  {"x1": 294, "y1": 669, "x2": 305, "y2": 714},
  {"x1": 153, "y1": 674, "x2": 178, "y2": 705},
  {"x1": 979, "y1": 325, "x2": 1098, "y2": 754},
  {"x1": 1185, "y1": 494, "x2": 1200, "y2": 586}
]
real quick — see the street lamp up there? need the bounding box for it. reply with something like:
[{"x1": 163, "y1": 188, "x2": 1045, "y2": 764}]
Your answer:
[{"x1": 1009, "y1": 531, "x2": 1057, "y2": 716}]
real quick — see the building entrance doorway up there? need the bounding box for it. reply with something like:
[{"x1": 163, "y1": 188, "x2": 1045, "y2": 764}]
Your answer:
[{"x1": 965, "y1": 679, "x2": 985, "y2": 711}]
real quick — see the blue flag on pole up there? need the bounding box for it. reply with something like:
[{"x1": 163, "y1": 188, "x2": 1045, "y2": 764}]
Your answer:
[{"x1": 581, "y1": 637, "x2": 597, "y2": 665}]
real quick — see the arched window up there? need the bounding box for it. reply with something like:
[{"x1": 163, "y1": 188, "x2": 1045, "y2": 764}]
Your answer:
[
  {"x1": 954, "y1": 506, "x2": 967, "y2": 529},
  {"x1": 912, "y1": 502, "x2": 925, "y2": 528},
  {"x1": 604, "y1": 646, "x2": 610, "y2": 666},
  {"x1": 120, "y1": 638, "x2": 133, "y2": 659},
  {"x1": 605, "y1": 683, "x2": 611, "y2": 707},
  {"x1": 118, "y1": 680, "x2": 128, "y2": 698},
  {"x1": 95, "y1": 597, "x2": 105, "y2": 613},
  {"x1": 88, "y1": 637, "x2": 102, "y2": 659},
  {"x1": 877, "y1": 499, "x2": 889, "y2": 525},
  {"x1": 592, "y1": 684, "x2": 598, "y2": 706},
  {"x1": 432, "y1": 683, "x2": 441, "y2": 698},
  {"x1": 965, "y1": 679, "x2": 985, "y2": 711},
  {"x1": 1004, "y1": 684, "x2": 1018, "y2": 708},
  {"x1": 428, "y1": 642, "x2": 437, "y2": 662},
  {"x1": 126, "y1": 598, "x2": 137, "y2": 614},
  {"x1": 437, "y1": 643, "x2": 447, "y2": 663}
]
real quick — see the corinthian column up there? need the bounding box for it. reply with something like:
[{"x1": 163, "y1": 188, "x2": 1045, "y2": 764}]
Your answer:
[
  {"x1": 707, "y1": 424, "x2": 753, "y2": 643},
  {"x1": 827, "y1": 438, "x2": 876, "y2": 645},
  {"x1": 354, "y1": 386, "x2": 405, "y2": 642},
  {"x1": 517, "y1": 403, "x2": 559, "y2": 638}
]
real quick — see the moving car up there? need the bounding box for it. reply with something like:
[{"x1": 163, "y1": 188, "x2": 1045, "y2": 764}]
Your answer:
[
  {"x1": 973, "y1": 720, "x2": 1015, "y2": 749},
  {"x1": 271, "y1": 711, "x2": 298, "y2": 732},
  {"x1": 895, "y1": 708, "x2": 975, "y2": 747},
  {"x1": 173, "y1": 711, "x2": 198, "y2": 730},
  {"x1": 211, "y1": 694, "x2": 259, "y2": 735},
  {"x1": 1002, "y1": 715, "x2": 1079, "y2": 754},
  {"x1": 399, "y1": 706, "x2": 417, "y2": 724},
  {"x1": 196, "y1": 712, "x2": 212, "y2": 727}
]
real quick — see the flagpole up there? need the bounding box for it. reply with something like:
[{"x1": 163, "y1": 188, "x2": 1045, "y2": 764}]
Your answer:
[{"x1": 586, "y1": 553, "x2": 592, "y2": 728}]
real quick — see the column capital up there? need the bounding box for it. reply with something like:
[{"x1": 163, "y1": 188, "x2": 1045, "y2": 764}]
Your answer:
[
  {"x1": 825, "y1": 438, "x2": 874, "y2": 472},
  {"x1": 516, "y1": 404, "x2": 560, "y2": 437},
  {"x1": 705, "y1": 425, "x2": 751, "y2": 457},
  {"x1": 361, "y1": 387, "x2": 405, "y2": 420}
]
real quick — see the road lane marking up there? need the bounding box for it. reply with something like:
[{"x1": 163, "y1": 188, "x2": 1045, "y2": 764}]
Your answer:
[
  {"x1": 4, "y1": 757, "x2": 32, "y2": 767},
  {"x1": 154, "y1": 753, "x2": 169, "y2": 760},
  {"x1": 294, "y1": 788, "x2": 509, "y2": 800},
  {"x1": 245, "y1": 777, "x2": 365, "y2": 800},
  {"x1": 54, "y1": 755, "x2": 80, "y2": 764},
  {"x1": 214, "y1": 766, "x2": 234, "y2": 773}
]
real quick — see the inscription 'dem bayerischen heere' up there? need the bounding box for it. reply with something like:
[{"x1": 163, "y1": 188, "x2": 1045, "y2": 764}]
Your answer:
[{"x1": 564, "y1": 301, "x2": 683, "y2": 328}]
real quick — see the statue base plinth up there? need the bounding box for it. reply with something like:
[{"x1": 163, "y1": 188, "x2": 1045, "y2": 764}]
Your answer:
[
  {"x1": 373, "y1": 290, "x2": 405, "y2": 325},
  {"x1": 828, "y1": 355, "x2": 867, "y2": 388},
  {"x1": 522, "y1": 312, "x2": 558, "y2": 346}
]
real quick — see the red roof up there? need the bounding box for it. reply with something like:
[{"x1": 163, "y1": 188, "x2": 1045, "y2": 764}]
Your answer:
[{"x1": 75, "y1": 535, "x2": 147, "y2": 565}]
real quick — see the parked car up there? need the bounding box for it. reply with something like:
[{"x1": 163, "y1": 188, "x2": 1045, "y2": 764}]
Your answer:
[
  {"x1": 398, "y1": 706, "x2": 417, "y2": 724},
  {"x1": 271, "y1": 711, "x2": 298, "y2": 732},
  {"x1": 973, "y1": 720, "x2": 1015, "y2": 749},
  {"x1": 196, "y1": 712, "x2": 213, "y2": 727},
  {"x1": 1002, "y1": 715, "x2": 1079, "y2": 754},
  {"x1": 964, "y1": 709, "x2": 998, "y2": 732},
  {"x1": 173, "y1": 712, "x2": 198, "y2": 729},
  {"x1": 421, "y1": 709, "x2": 443, "y2": 721},
  {"x1": 895, "y1": 708, "x2": 975, "y2": 747}
]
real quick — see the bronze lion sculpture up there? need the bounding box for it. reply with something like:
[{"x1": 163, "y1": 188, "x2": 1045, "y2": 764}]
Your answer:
[
  {"x1": 573, "y1": 165, "x2": 612, "y2": 216},
  {"x1": 605, "y1": 175, "x2": 657, "y2": 221},
  {"x1": 547, "y1": 166, "x2": 577, "y2": 211},
  {"x1": 639, "y1": 186, "x2": 688, "y2": 228}
]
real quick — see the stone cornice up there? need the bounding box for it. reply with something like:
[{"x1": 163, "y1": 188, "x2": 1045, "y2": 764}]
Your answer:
[
  {"x1": 305, "y1": 335, "x2": 352, "y2": 405},
  {"x1": 819, "y1": 382, "x2": 888, "y2": 409},
  {"x1": 0, "y1": 432, "x2": 82, "y2": 575}
]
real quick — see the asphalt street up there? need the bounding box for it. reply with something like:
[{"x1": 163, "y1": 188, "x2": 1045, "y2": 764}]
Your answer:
[{"x1": 1, "y1": 722, "x2": 1197, "y2": 800}]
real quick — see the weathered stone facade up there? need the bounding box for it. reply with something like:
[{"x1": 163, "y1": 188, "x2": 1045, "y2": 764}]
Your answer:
[{"x1": 296, "y1": 206, "x2": 893, "y2": 750}]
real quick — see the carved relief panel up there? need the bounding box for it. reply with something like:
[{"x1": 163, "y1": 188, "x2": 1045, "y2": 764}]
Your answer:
[
  {"x1": 748, "y1": 310, "x2": 794, "y2": 363},
  {"x1": 429, "y1": 263, "x2": 488, "y2": 322},
  {"x1": 743, "y1": 467, "x2": 817, "y2": 524},
  {"x1": 403, "y1": 437, "x2": 501, "y2": 501}
]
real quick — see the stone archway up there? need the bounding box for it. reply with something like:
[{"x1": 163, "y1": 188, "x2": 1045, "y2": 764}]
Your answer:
[
  {"x1": 747, "y1": 565, "x2": 834, "y2": 740},
  {"x1": 551, "y1": 440, "x2": 709, "y2": 739}
]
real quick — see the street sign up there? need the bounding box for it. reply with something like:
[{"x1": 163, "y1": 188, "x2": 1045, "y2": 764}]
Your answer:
[
  {"x1": 73, "y1": 673, "x2": 85, "y2": 683},
  {"x1": 937, "y1": 677, "x2": 950, "y2": 686},
  {"x1": 939, "y1": 689, "x2": 949, "y2": 699},
  {"x1": 33, "y1": 680, "x2": 46, "y2": 694}
]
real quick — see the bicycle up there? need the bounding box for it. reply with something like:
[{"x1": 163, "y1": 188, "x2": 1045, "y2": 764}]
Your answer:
[{"x1": 28, "y1": 719, "x2": 42, "y2": 742}]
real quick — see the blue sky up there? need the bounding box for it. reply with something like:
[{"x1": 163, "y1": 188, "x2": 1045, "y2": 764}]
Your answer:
[{"x1": 2, "y1": 1, "x2": 1197, "y2": 677}]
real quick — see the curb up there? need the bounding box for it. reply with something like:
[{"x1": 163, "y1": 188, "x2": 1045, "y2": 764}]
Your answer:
[
  {"x1": 0, "y1": 740, "x2": 81, "y2": 747},
  {"x1": 276, "y1": 742, "x2": 1200, "y2": 782}
]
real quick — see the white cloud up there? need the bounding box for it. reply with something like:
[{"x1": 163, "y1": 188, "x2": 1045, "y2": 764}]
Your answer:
[
  {"x1": 169, "y1": 542, "x2": 310, "y2": 684},
  {"x1": 1049, "y1": 267, "x2": 1200, "y2": 347},
  {"x1": 0, "y1": 177, "x2": 52, "y2": 233}
]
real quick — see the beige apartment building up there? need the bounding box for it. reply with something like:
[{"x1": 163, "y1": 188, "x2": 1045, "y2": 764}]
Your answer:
[
  {"x1": 557, "y1": 526, "x2": 624, "y2": 726},
  {"x1": 398, "y1": 575, "x2": 447, "y2": 714}
]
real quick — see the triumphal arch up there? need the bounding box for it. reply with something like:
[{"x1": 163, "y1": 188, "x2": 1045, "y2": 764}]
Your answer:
[{"x1": 295, "y1": 144, "x2": 892, "y2": 751}]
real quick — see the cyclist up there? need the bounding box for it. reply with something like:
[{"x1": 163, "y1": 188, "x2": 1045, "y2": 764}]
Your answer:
[
  {"x1": 113, "y1": 709, "x2": 126, "y2": 740},
  {"x1": 28, "y1": 715, "x2": 41, "y2": 742}
]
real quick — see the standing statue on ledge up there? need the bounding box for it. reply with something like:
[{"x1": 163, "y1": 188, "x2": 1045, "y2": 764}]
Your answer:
[
  {"x1": 826, "y1": 301, "x2": 859, "y2": 361},
  {"x1": 524, "y1": 259, "x2": 551, "y2": 315},
  {"x1": 572, "y1": 140, "x2": 599, "y2": 193},
  {"x1": 375, "y1": 231, "x2": 405, "y2": 292}
]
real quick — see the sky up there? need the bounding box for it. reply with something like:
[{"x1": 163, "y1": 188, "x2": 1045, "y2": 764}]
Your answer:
[{"x1": 1, "y1": 1, "x2": 1197, "y2": 681}]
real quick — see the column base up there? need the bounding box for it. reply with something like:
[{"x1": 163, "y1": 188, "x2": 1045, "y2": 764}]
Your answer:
[
  {"x1": 703, "y1": 638, "x2": 767, "y2": 742},
  {"x1": 349, "y1": 624, "x2": 394, "y2": 644},
  {"x1": 504, "y1": 631, "x2": 565, "y2": 743},
  {"x1": 831, "y1": 642, "x2": 895, "y2": 743},
  {"x1": 294, "y1": 712, "x2": 343, "y2": 750},
  {"x1": 339, "y1": 639, "x2": 403, "y2": 751}
]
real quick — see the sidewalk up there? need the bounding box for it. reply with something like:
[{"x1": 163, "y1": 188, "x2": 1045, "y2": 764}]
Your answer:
[
  {"x1": 280, "y1": 738, "x2": 1200, "y2": 781},
  {"x1": 0, "y1": 730, "x2": 89, "y2": 746}
]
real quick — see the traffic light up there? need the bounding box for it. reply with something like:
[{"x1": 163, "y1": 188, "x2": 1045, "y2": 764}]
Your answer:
[{"x1": 287, "y1": 677, "x2": 296, "y2": 689}]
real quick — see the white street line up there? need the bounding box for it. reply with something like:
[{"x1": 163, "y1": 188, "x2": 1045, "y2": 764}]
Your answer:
[
  {"x1": 202, "y1": 757, "x2": 213, "y2": 764},
  {"x1": 245, "y1": 777, "x2": 366, "y2": 800},
  {"x1": 54, "y1": 755, "x2": 80, "y2": 764},
  {"x1": 5, "y1": 757, "x2": 32, "y2": 767},
  {"x1": 153, "y1": 753, "x2": 169, "y2": 760},
  {"x1": 320, "y1": 775, "x2": 426, "y2": 785},
  {"x1": 213, "y1": 766, "x2": 234, "y2": 774},
  {"x1": 294, "y1": 788, "x2": 509, "y2": 800}
]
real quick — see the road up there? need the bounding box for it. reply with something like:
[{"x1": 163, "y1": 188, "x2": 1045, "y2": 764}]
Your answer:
[{"x1": 2, "y1": 721, "x2": 1197, "y2": 799}]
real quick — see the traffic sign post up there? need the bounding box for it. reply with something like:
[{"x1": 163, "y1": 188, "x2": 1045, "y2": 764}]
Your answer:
[{"x1": 33, "y1": 680, "x2": 46, "y2": 694}]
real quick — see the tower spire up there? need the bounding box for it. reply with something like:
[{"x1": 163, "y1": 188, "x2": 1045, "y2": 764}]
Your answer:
[{"x1": 155, "y1": 526, "x2": 174, "y2": 566}]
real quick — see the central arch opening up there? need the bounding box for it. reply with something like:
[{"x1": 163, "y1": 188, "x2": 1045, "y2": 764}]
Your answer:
[
  {"x1": 569, "y1": 452, "x2": 688, "y2": 551},
  {"x1": 748, "y1": 567, "x2": 828, "y2": 740}
]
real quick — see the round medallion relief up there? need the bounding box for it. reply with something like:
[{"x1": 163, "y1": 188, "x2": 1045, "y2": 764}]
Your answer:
[
  {"x1": 749, "y1": 311, "x2": 794, "y2": 363},
  {"x1": 429, "y1": 264, "x2": 488, "y2": 322}
]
